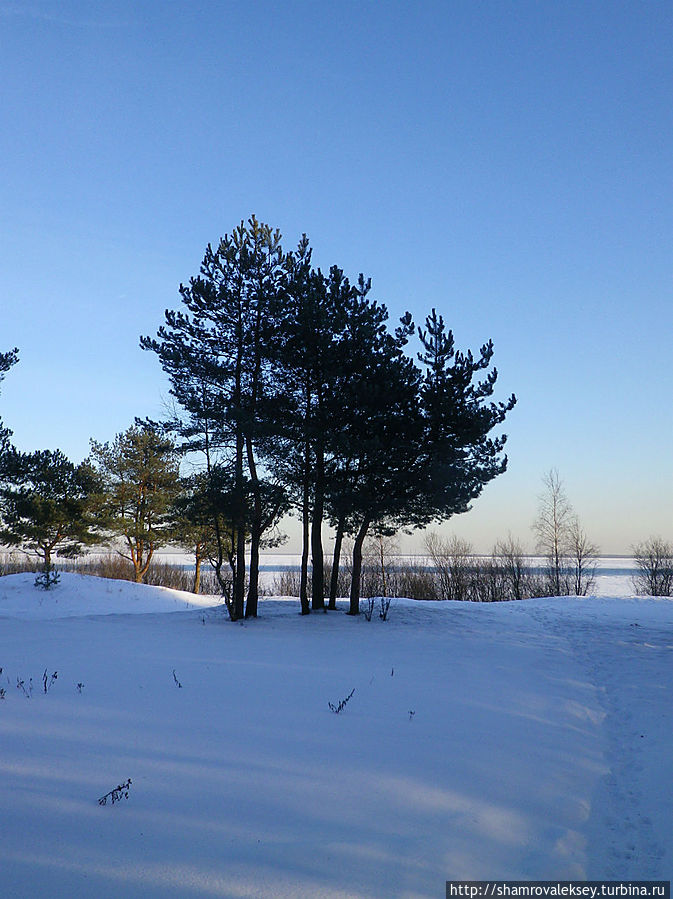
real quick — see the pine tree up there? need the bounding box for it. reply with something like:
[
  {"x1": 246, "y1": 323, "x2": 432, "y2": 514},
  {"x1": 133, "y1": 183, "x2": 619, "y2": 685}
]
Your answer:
[
  {"x1": 142, "y1": 220, "x2": 518, "y2": 617},
  {"x1": 0, "y1": 448, "x2": 98, "y2": 582},
  {"x1": 141, "y1": 217, "x2": 287, "y2": 619},
  {"x1": 323, "y1": 299, "x2": 421, "y2": 614},
  {"x1": 266, "y1": 237, "x2": 317, "y2": 613},
  {"x1": 89, "y1": 424, "x2": 180, "y2": 583},
  {"x1": 413, "y1": 309, "x2": 516, "y2": 527},
  {"x1": 268, "y1": 248, "x2": 361, "y2": 612},
  {"x1": 171, "y1": 474, "x2": 220, "y2": 594},
  {"x1": 328, "y1": 308, "x2": 516, "y2": 614}
]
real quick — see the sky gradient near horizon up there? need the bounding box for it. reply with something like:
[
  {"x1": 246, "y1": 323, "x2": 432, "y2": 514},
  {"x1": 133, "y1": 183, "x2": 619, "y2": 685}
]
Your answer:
[{"x1": 1, "y1": 0, "x2": 671, "y2": 554}]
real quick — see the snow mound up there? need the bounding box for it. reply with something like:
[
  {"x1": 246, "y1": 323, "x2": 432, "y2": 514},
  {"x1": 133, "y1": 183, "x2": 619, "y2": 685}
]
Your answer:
[{"x1": 0, "y1": 572, "x2": 223, "y2": 619}]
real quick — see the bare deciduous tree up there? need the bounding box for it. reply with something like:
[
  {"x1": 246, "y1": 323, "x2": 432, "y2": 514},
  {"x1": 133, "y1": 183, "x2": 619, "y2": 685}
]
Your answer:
[
  {"x1": 568, "y1": 518, "x2": 599, "y2": 596},
  {"x1": 425, "y1": 532, "x2": 474, "y2": 601},
  {"x1": 493, "y1": 534, "x2": 531, "y2": 601},
  {"x1": 533, "y1": 469, "x2": 574, "y2": 596},
  {"x1": 632, "y1": 537, "x2": 673, "y2": 596},
  {"x1": 533, "y1": 470, "x2": 599, "y2": 597},
  {"x1": 363, "y1": 531, "x2": 399, "y2": 599}
]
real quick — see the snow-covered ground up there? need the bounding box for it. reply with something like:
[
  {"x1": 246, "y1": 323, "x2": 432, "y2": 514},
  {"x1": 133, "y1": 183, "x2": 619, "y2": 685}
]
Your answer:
[{"x1": 0, "y1": 573, "x2": 670, "y2": 897}]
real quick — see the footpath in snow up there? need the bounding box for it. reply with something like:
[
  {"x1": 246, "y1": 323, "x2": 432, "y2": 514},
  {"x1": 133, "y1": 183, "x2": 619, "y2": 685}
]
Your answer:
[{"x1": 0, "y1": 573, "x2": 670, "y2": 898}]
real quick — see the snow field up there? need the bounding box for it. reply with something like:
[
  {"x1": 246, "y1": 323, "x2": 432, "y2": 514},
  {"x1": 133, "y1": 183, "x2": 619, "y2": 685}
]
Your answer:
[{"x1": 0, "y1": 574, "x2": 671, "y2": 897}]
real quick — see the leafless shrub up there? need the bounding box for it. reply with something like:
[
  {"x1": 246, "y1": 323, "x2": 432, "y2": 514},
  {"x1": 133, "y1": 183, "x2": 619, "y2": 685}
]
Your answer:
[
  {"x1": 363, "y1": 596, "x2": 376, "y2": 621},
  {"x1": 42, "y1": 669, "x2": 57, "y2": 693},
  {"x1": 491, "y1": 537, "x2": 550, "y2": 600},
  {"x1": 493, "y1": 536, "x2": 528, "y2": 600},
  {"x1": 568, "y1": 519, "x2": 599, "y2": 595},
  {"x1": 379, "y1": 595, "x2": 393, "y2": 620},
  {"x1": 425, "y1": 533, "x2": 475, "y2": 601},
  {"x1": 632, "y1": 537, "x2": 673, "y2": 596},
  {"x1": 393, "y1": 565, "x2": 439, "y2": 600},
  {"x1": 0, "y1": 552, "x2": 39, "y2": 576},
  {"x1": 363, "y1": 533, "x2": 399, "y2": 598},
  {"x1": 469, "y1": 558, "x2": 504, "y2": 602}
]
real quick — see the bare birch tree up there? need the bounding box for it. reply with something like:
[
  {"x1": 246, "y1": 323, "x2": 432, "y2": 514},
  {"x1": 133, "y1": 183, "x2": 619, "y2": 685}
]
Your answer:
[
  {"x1": 533, "y1": 470, "x2": 599, "y2": 597},
  {"x1": 533, "y1": 469, "x2": 574, "y2": 595}
]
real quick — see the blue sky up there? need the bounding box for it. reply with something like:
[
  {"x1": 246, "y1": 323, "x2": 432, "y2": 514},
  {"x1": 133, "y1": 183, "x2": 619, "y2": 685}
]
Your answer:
[{"x1": 1, "y1": 0, "x2": 671, "y2": 554}]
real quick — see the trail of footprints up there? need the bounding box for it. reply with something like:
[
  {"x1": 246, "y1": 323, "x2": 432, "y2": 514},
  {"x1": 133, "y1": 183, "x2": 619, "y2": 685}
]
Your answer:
[{"x1": 532, "y1": 605, "x2": 667, "y2": 877}]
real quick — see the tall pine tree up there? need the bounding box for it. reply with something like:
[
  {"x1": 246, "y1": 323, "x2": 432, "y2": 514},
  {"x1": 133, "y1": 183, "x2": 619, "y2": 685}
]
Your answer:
[
  {"x1": 268, "y1": 248, "x2": 360, "y2": 612},
  {"x1": 141, "y1": 217, "x2": 287, "y2": 619}
]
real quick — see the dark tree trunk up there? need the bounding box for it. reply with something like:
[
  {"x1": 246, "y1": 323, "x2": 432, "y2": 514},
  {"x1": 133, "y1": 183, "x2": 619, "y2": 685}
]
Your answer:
[
  {"x1": 192, "y1": 555, "x2": 202, "y2": 595},
  {"x1": 246, "y1": 521, "x2": 261, "y2": 618},
  {"x1": 377, "y1": 536, "x2": 388, "y2": 598},
  {"x1": 232, "y1": 428, "x2": 246, "y2": 621},
  {"x1": 328, "y1": 515, "x2": 345, "y2": 610},
  {"x1": 311, "y1": 439, "x2": 325, "y2": 611},
  {"x1": 245, "y1": 436, "x2": 262, "y2": 618},
  {"x1": 348, "y1": 517, "x2": 371, "y2": 616},
  {"x1": 233, "y1": 528, "x2": 246, "y2": 619},
  {"x1": 299, "y1": 439, "x2": 311, "y2": 615}
]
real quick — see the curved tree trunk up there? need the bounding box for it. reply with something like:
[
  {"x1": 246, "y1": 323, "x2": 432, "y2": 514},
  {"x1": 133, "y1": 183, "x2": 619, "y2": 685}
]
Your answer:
[
  {"x1": 246, "y1": 521, "x2": 261, "y2": 618},
  {"x1": 192, "y1": 556, "x2": 202, "y2": 595},
  {"x1": 245, "y1": 436, "x2": 262, "y2": 619},
  {"x1": 348, "y1": 517, "x2": 371, "y2": 616},
  {"x1": 328, "y1": 516, "x2": 345, "y2": 610}
]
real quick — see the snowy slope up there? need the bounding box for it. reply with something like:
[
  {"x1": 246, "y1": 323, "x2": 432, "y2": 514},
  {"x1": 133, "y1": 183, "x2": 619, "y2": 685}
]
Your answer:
[
  {"x1": 0, "y1": 574, "x2": 671, "y2": 898},
  {"x1": 0, "y1": 571, "x2": 223, "y2": 618}
]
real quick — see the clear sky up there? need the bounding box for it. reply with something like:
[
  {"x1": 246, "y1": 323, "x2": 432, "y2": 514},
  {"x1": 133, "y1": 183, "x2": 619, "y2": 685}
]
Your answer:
[{"x1": 1, "y1": 0, "x2": 671, "y2": 555}]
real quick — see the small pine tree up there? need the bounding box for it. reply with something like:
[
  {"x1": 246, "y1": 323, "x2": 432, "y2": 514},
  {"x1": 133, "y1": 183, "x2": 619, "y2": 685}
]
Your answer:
[
  {"x1": 34, "y1": 565, "x2": 61, "y2": 591},
  {"x1": 171, "y1": 474, "x2": 221, "y2": 594},
  {"x1": 0, "y1": 448, "x2": 98, "y2": 577},
  {"x1": 88, "y1": 424, "x2": 180, "y2": 583}
]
